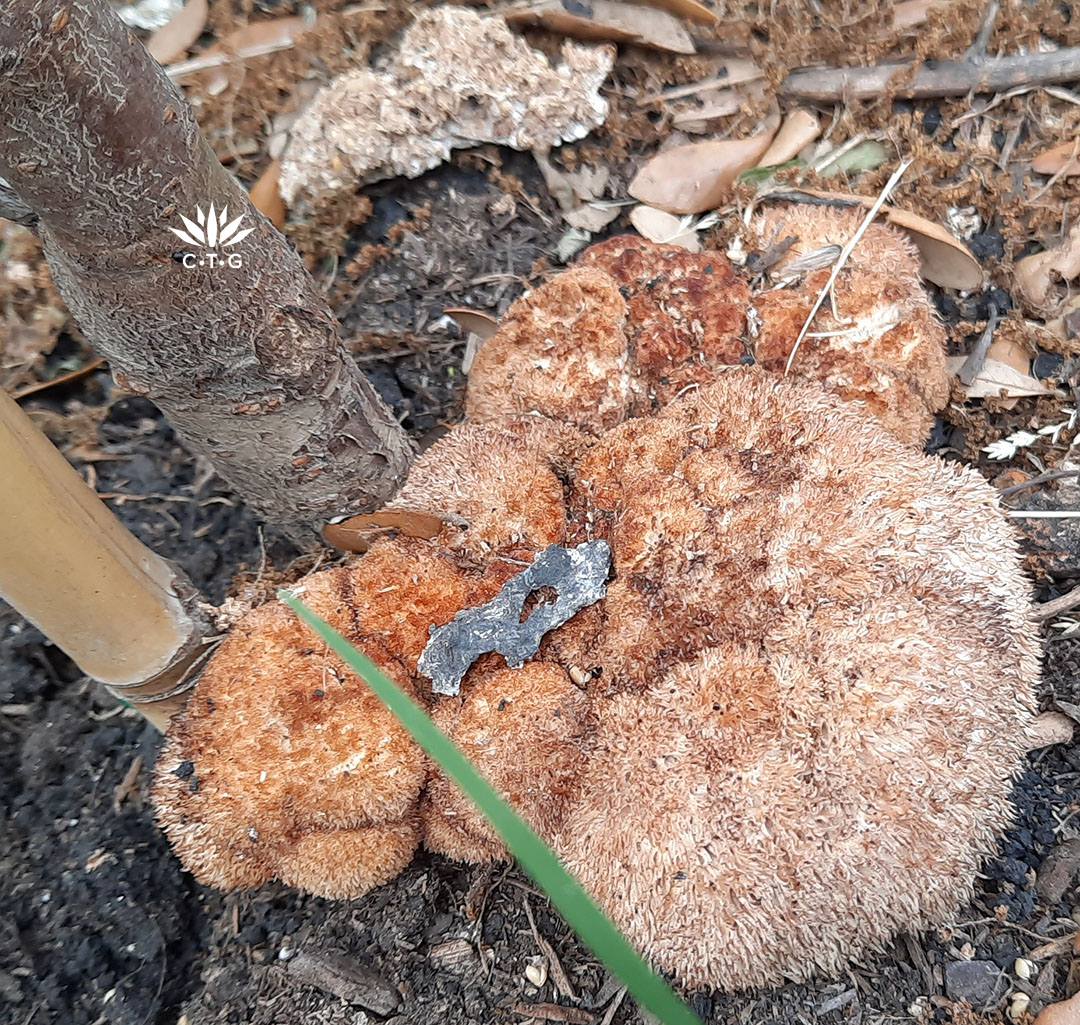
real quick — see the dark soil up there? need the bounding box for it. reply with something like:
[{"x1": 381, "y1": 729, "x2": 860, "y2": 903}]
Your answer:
[{"x1": 4, "y1": 2, "x2": 1080, "y2": 1024}]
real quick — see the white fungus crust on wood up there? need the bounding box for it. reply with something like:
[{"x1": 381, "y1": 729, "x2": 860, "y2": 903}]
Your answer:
[
  {"x1": 154, "y1": 234, "x2": 1038, "y2": 991},
  {"x1": 280, "y1": 7, "x2": 614, "y2": 207}
]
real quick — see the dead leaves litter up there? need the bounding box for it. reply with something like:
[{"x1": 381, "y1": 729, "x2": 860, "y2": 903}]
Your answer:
[{"x1": 503, "y1": 0, "x2": 696, "y2": 55}]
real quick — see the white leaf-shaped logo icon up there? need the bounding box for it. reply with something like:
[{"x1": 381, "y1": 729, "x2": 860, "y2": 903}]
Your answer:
[{"x1": 169, "y1": 202, "x2": 253, "y2": 252}]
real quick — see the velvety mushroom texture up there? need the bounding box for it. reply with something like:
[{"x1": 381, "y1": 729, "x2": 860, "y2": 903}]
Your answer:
[
  {"x1": 154, "y1": 367, "x2": 1037, "y2": 990},
  {"x1": 467, "y1": 224, "x2": 948, "y2": 445}
]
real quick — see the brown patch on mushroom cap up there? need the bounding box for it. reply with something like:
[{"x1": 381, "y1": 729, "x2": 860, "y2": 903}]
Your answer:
[
  {"x1": 750, "y1": 205, "x2": 949, "y2": 445},
  {"x1": 424, "y1": 663, "x2": 591, "y2": 862},
  {"x1": 467, "y1": 230, "x2": 947, "y2": 444}
]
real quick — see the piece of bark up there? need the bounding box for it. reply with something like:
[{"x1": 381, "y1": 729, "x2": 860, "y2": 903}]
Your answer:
[
  {"x1": 286, "y1": 950, "x2": 401, "y2": 1015},
  {"x1": 0, "y1": 0, "x2": 412, "y2": 541},
  {"x1": 781, "y1": 46, "x2": 1080, "y2": 103},
  {"x1": 1035, "y1": 839, "x2": 1080, "y2": 905}
]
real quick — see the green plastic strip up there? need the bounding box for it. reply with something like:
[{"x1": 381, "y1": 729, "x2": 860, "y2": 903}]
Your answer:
[{"x1": 279, "y1": 589, "x2": 701, "y2": 1025}]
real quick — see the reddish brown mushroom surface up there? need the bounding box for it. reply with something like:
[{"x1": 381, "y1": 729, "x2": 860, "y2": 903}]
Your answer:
[{"x1": 154, "y1": 230, "x2": 1036, "y2": 990}]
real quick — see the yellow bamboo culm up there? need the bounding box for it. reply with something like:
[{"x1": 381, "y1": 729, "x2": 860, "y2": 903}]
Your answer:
[{"x1": 0, "y1": 389, "x2": 211, "y2": 730}]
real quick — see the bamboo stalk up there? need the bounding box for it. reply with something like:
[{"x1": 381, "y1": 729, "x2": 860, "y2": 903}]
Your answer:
[{"x1": 0, "y1": 390, "x2": 212, "y2": 729}]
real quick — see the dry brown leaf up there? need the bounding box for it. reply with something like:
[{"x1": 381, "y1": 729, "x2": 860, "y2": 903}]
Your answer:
[
  {"x1": 444, "y1": 308, "x2": 499, "y2": 340},
  {"x1": 249, "y1": 158, "x2": 285, "y2": 230},
  {"x1": 1034, "y1": 991, "x2": 1080, "y2": 1025},
  {"x1": 323, "y1": 509, "x2": 448, "y2": 552},
  {"x1": 1044, "y1": 295, "x2": 1080, "y2": 352},
  {"x1": 629, "y1": 131, "x2": 775, "y2": 214},
  {"x1": 643, "y1": 59, "x2": 763, "y2": 105},
  {"x1": 504, "y1": 0, "x2": 695, "y2": 54},
  {"x1": 1032, "y1": 138, "x2": 1080, "y2": 176},
  {"x1": 636, "y1": 0, "x2": 718, "y2": 24},
  {"x1": 1015, "y1": 220, "x2": 1080, "y2": 309},
  {"x1": 881, "y1": 205, "x2": 982, "y2": 291},
  {"x1": 758, "y1": 109, "x2": 819, "y2": 166},
  {"x1": 629, "y1": 206, "x2": 700, "y2": 251},
  {"x1": 891, "y1": 0, "x2": 952, "y2": 29},
  {"x1": 146, "y1": 0, "x2": 208, "y2": 64},
  {"x1": 775, "y1": 190, "x2": 982, "y2": 290},
  {"x1": 986, "y1": 336, "x2": 1030, "y2": 377},
  {"x1": 563, "y1": 205, "x2": 621, "y2": 232},
  {"x1": 945, "y1": 356, "x2": 1054, "y2": 399},
  {"x1": 534, "y1": 154, "x2": 609, "y2": 212}
]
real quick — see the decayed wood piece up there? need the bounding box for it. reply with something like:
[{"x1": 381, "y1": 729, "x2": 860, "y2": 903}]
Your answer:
[
  {"x1": 0, "y1": 0, "x2": 412, "y2": 540},
  {"x1": 781, "y1": 46, "x2": 1080, "y2": 103}
]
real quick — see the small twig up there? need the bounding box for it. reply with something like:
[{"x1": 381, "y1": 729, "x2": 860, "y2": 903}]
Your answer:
[
  {"x1": 957, "y1": 306, "x2": 998, "y2": 386},
  {"x1": 598, "y1": 988, "x2": 627, "y2": 1025},
  {"x1": 13, "y1": 357, "x2": 107, "y2": 400},
  {"x1": 781, "y1": 45, "x2": 1080, "y2": 103},
  {"x1": 112, "y1": 754, "x2": 143, "y2": 813},
  {"x1": 784, "y1": 160, "x2": 911, "y2": 376},
  {"x1": 1035, "y1": 584, "x2": 1080, "y2": 622},
  {"x1": 963, "y1": 0, "x2": 1000, "y2": 61},
  {"x1": 1000, "y1": 469, "x2": 1080, "y2": 497},
  {"x1": 523, "y1": 898, "x2": 578, "y2": 1003},
  {"x1": 1009, "y1": 510, "x2": 1080, "y2": 518}
]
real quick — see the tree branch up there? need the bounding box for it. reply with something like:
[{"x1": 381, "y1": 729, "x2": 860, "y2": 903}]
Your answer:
[
  {"x1": 780, "y1": 45, "x2": 1080, "y2": 103},
  {"x1": 0, "y1": 0, "x2": 413, "y2": 541}
]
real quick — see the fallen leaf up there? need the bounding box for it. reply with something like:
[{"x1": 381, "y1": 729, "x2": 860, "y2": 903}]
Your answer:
[
  {"x1": 534, "y1": 154, "x2": 609, "y2": 212},
  {"x1": 637, "y1": 0, "x2": 718, "y2": 24},
  {"x1": 758, "y1": 109, "x2": 819, "y2": 166},
  {"x1": 946, "y1": 356, "x2": 1055, "y2": 399},
  {"x1": 323, "y1": 509, "x2": 448, "y2": 552},
  {"x1": 444, "y1": 308, "x2": 499, "y2": 340},
  {"x1": 1015, "y1": 220, "x2": 1080, "y2": 308},
  {"x1": 1045, "y1": 294, "x2": 1080, "y2": 352},
  {"x1": 563, "y1": 204, "x2": 621, "y2": 232},
  {"x1": 146, "y1": 0, "x2": 208, "y2": 64},
  {"x1": 892, "y1": 0, "x2": 952, "y2": 29},
  {"x1": 819, "y1": 139, "x2": 888, "y2": 176},
  {"x1": 986, "y1": 336, "x2": 1031, "y2": 377},
  {"x1": 1032, "y1": 138, "x2": 1080, "y2": 176},
  {"x1": 504, "y1": 0, "x2": 695, "y2": 54},
  {"x1": 249, "y1": 158, "x2": 286, "y2": 230},
  {"x1": 629, "y1": 131, "x2": 776, "y2": 214},
  {"x1": 629, "y1": 205, "x2": 700, "y2": 251},
  {"x1": 1034, "y1": 990, "x2": 1080, "y2": 1025}
]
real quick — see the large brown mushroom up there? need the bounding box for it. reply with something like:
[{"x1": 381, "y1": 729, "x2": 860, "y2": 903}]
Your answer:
[{"x1": 153, "y1": 226, "x2": 1036, "y2": 990}]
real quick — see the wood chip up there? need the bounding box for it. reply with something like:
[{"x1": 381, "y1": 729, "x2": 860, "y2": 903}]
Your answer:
[
  {"x1": 629, "y1": 130, "x2": 775, "y2": 214},
  {"x1": 503, "y1": 0, "x2": 695, "y2": 55},
  {"x1": 286, "y1": 950, "x2": 401, "y2": 1015},
  {"x1": 146, "y1": 0, "x2": 208, "y2": 63}
]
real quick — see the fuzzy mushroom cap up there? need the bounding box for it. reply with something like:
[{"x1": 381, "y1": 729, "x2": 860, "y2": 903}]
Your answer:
[
  {"x1": 552, "y1": 375, "x2": 1037, "y2": 989},
  {"x1": 466, "y1": 227, "x2": 948, "y2": 445},
  {"x1": 155, "y1": 366, "x2": 1036, "y2": 988},
  {"x1": 749, "y1": 205, "x2": 949, "y2": 444}
]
